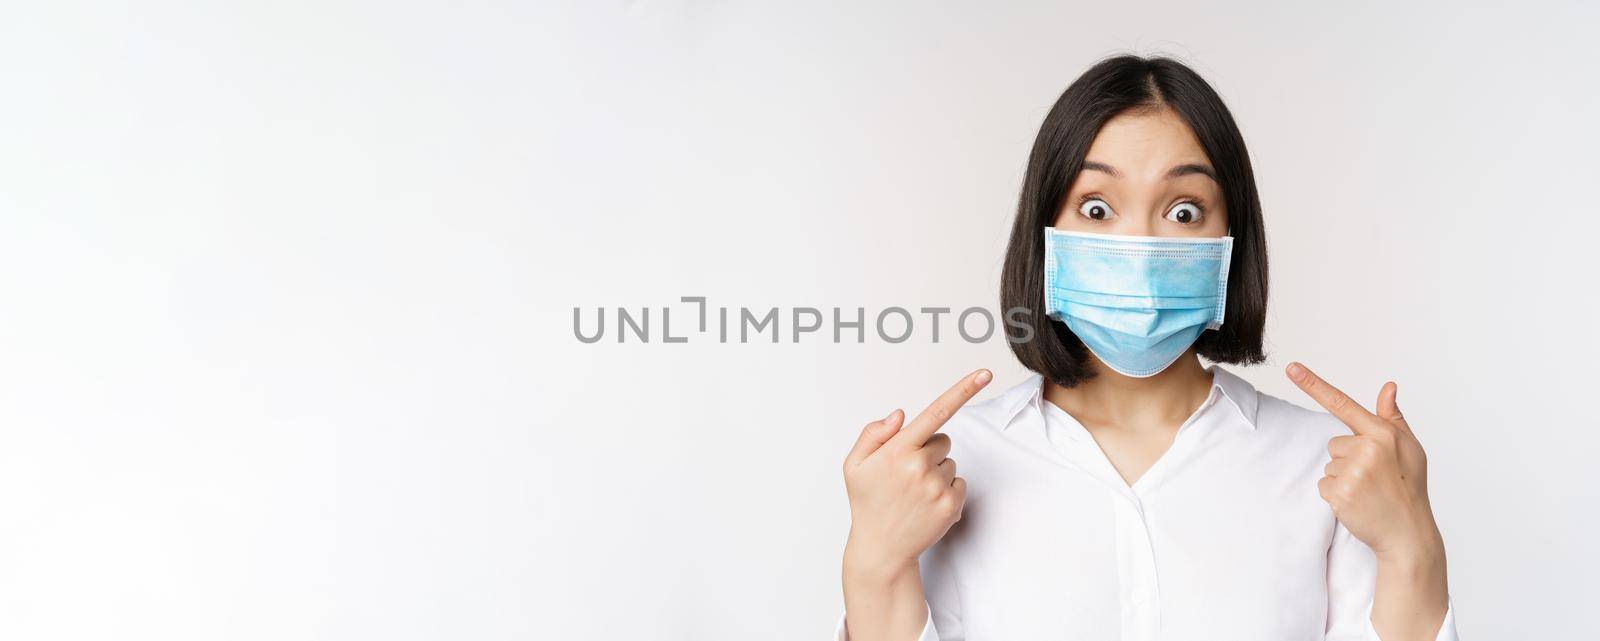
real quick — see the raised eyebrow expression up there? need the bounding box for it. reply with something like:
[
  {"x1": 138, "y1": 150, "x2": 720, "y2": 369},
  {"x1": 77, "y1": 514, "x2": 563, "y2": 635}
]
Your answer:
[{"x1": 1081, "y1": 161, "x2": 1217, "y2": 182}]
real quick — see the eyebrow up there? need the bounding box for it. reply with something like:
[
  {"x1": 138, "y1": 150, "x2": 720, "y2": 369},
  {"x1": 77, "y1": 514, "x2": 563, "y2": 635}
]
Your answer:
[
  {"x1": 1166, "y1": 163, "x2": 1217, "y2": 181},
  {"x1": 1079, "y1": 161, "x2": 1218, "y2": 182},
  {"x1": 1082, "y1": 161, "x2": 1120, "y2": 177}
]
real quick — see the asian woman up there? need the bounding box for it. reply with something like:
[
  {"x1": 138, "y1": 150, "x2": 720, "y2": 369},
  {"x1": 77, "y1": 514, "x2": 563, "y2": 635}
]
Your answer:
[{"x1": 836, "y1": 55, "x2": 1455, "y2": 641}]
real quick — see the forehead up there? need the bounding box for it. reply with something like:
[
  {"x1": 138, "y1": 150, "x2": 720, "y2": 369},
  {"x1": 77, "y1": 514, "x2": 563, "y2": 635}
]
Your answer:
[{"x1": 1086, "y1": 108, "x2": 1209, "y2": 166}]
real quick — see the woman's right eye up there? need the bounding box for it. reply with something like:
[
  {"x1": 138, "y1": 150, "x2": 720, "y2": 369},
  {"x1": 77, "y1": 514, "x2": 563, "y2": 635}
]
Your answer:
[{"x1": 1078, "y1": 198, "x2": 1114, "y2": 221}]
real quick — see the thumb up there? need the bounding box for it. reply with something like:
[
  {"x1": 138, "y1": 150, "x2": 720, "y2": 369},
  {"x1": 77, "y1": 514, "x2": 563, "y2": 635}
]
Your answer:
[
  {"x1": 1376, "y1": 381, "x2": 1413, "y2": 434},
  {"x1": 846, "y1": 409, "x2": 904, "y2": 464}
]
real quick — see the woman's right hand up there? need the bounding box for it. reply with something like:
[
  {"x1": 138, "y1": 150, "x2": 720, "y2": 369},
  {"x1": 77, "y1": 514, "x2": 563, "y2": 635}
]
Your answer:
[{"x1": 842, "y1": 369, "x2": 991, "y2": 578}]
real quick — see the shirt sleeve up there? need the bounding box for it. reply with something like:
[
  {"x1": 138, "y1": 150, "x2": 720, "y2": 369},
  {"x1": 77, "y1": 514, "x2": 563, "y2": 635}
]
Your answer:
[
  {"x1": 833, "y1": 609, "x2": 938, "y2": 641},
  {"x1": 1326, "y1": 519, "x2": 1459, "y2": 641},
  {"x1": 833, "y1": 539, "x2": 963, "y2": 641}
]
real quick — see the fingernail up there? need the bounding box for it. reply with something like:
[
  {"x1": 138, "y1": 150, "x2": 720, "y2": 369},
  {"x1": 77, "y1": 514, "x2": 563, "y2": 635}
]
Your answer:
[
  {"x1": 975, "y1": 369, "x2": 992, "y2": 385},
  {"x1": 1286, "y1": 362, "x2": 1306, "y2": 381},
  {"x1": 885, "y1": 408, "x2": 900, "y2": 422}
]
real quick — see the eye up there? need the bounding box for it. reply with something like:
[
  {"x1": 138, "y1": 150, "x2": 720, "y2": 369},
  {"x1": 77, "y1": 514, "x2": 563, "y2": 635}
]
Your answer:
[
  {"x1": 1078, "y1": 198, "x2": 1114, "y2": 221},
  {"x1": 1164, "y1": 202, "x2": 1203, "y2": 225}
]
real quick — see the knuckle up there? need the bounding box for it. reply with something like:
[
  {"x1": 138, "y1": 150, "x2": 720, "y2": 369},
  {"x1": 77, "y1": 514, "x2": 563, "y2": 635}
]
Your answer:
[
  {"x1": 1327, "y1": 393, "x2": 1348, "y2": 412},
  {"x1": 1320, "y1": 478, "x2": 1350, "y2": 503}
]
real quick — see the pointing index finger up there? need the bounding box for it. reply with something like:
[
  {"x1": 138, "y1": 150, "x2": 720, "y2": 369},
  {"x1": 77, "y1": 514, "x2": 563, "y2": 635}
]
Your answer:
[
  {"x1": 894, "y1": 369, "x2": 993, "y2": 447},
  {"x1": 1285, "y1": 362, "x2": 1377, "y2": 430}
]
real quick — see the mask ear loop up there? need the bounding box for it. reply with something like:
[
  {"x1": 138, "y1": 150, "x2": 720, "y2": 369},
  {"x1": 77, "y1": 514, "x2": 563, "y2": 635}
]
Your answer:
[{"x1": 1212, "y1": 226, "x2": 1234, "y2": 330}]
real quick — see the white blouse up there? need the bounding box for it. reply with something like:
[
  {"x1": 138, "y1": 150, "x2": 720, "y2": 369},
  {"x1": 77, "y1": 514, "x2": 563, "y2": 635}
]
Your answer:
[{"x1": 835, "y1": 365, "x2": 1457, "y2": 641}]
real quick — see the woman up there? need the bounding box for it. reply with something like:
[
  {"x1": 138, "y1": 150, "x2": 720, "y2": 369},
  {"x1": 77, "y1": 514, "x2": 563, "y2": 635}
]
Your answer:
[{"x1": 836, "y1": 56, "x2": 1456, "y2": 641}]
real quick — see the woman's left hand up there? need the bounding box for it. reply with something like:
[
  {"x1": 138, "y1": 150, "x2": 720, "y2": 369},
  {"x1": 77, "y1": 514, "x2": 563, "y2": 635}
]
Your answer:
[{"x1": 1285, "y1": 362, "x2": 1443, "y2": 559}]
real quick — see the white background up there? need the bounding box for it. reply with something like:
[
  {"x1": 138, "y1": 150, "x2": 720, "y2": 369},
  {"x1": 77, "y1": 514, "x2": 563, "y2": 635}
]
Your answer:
[{"x1": 3, "y1": 1, "x2": 1597, "y2": 639}]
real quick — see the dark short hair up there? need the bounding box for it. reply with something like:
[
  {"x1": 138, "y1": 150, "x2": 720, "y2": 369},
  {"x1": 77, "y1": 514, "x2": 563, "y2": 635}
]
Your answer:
[{"x1": 1001, "y1": 55, "x2": 1268, "y2": 387}]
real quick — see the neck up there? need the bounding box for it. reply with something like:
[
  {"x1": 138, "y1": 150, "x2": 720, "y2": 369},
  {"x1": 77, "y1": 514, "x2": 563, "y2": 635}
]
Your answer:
[{"x1": 1043, "y1": 349, "x2": 1215, "y2": 431}]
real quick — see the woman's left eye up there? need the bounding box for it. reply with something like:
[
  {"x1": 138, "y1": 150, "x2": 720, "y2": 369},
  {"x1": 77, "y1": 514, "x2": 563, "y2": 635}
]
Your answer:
[{"x1": 1164, "y1": 202, "x2": 1203, "y2": 225}]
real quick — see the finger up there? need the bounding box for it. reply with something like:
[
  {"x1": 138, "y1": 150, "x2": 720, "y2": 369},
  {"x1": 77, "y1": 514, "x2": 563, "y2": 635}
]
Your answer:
[
  {"x1": 894, "y1": 369, "x2": 993, "y2": 447},
  {"x1": 936, "y1": 457, "x2": 957, "y2": 483},
  {"x1": 1376, "y1": 381, "x2": 1414, "y2": 435},
  {"x1": 1328, "y1": 434, "x2": 1361, "y2": 458},
  {"x1": 1317, "y1": 475, "x2": 1337, "y2": 505},
  {"x1": 1285, "y1": 362, "x2": 1380, "y2": 433},
  {"x1": 951, "y1": 476, "x2": 967, "y2": 499},
  {"x1": 1324, "y1": 458, "x2": 1351, "y2": 477},
  {"x1": 845, "y1": 409, "x2": 904, "y2": 465},
  {"x1": 922, "y1": 433, "x2": 952, "y2": 462}
]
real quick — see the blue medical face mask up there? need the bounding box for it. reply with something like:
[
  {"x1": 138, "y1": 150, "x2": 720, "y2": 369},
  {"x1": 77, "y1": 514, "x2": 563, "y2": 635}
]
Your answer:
[{"x1": 1043, "y1": 228, "x2": 1233, "y2": 378}]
